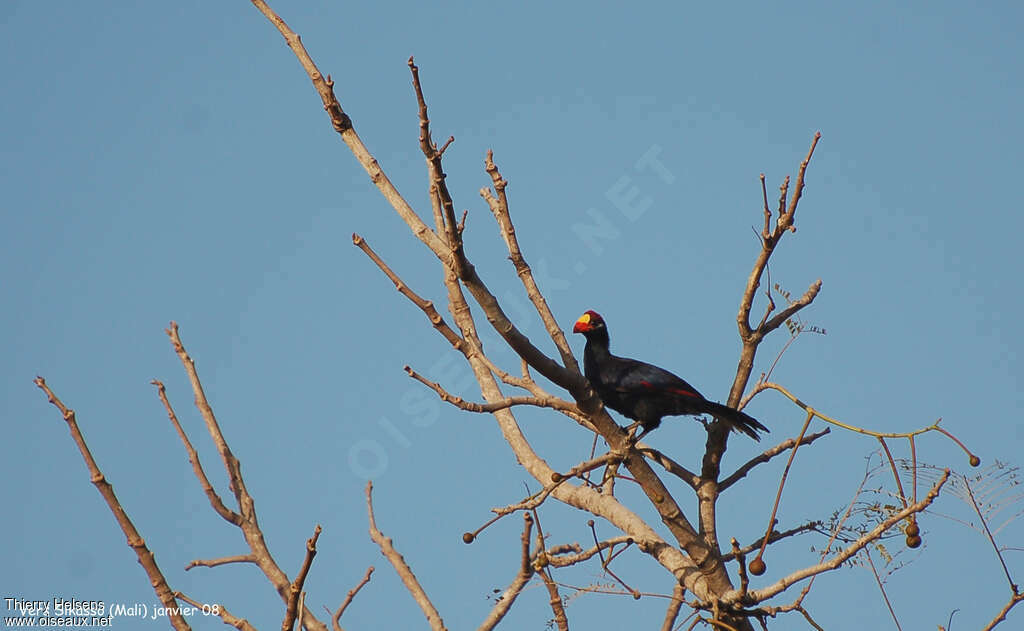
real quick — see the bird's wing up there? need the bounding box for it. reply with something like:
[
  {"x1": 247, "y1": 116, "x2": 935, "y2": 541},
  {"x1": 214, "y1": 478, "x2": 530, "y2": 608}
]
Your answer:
[{"x1": 605, "y1": 356, "x2": 705, "y2": 400}]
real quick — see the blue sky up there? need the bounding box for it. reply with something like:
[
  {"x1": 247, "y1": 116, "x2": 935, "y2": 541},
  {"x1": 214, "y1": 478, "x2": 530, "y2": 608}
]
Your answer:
[{"x1": 3, "y1": 1, "x2": 1022, "y2": 629}]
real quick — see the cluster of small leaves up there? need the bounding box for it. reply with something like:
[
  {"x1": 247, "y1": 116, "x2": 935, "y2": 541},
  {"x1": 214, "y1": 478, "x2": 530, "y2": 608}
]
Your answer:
[
  {"x1": 848, "y1": 541, "x2": 918, "y2": 580},
  {"x1": 565, "y1": 581, "x2": 616, "y2": 604},
  {"x1": 486, "y1": 588, "x2": 506, "y2": 604},
  {"x1": 815, "y1": 457, "x2": 926, "y2": 568},
  {"x1": 817, "y1": 495, "x2": 915, "y2": 547},
  {"x1": 775, "y1": 283, "x2": 827, "y2": 337}
]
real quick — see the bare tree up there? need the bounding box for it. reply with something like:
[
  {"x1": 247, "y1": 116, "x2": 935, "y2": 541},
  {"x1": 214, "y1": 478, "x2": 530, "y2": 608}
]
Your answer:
[{"x1": 33, "y1": 2, "x2": 1020, "y2": 630}]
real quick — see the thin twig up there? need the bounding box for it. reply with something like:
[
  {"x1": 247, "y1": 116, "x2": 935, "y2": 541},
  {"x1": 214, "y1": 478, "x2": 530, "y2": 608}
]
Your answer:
[
  {"x1": 759, "y1": 382, "x2": 979, "y2": 463},
  {"x1": 152, "y1": 380, "x2": 242, "y2": 525},
  {"x1": 405, "y1": 364, "x2": 580, "y2": 417},
  {"x1": 720, "y1": 428, "x2": 831, "y2": 491},
  {"x1": 964, "y1": 475, "x2": 1018, "y2": 592},
  {"x1": 409, "y1": 57, "x2": 464, "y2": 270},
  {"x1": 493, "y1": 454, "x2": 621, "y2": 517},
  {"x1": 731, "y1": 539, "x2": 749, "y2": 600},
  {"x1": 185, "y1": 555, "x2": 257, "y2": 571},
  {"x1": 864, "y1": 547, "x2": 902, "y2": 631},
  {"x1": 588, "y1": 520, "x2": 639, "y2": 599},
  {"x1": 547, "y1": 536, "x2": 634, "y2": 568},
  {"x1": 637, "y1": 444, "x2": 702, "y2": 489},
  {"x1": 879, "y1": 438, "x2": 909, "y2": 510},
  {"x1": 480, "y1": 151, "x2": 580, "y2": 373},
  {"x1": 795, "y1": 606, "x2": 826, "y2": 631},
  {"x1": 366, "y1": 482, "x2": 447, "y2": 631},
  {"x1": 282, "y1": 525, "x2": 322, "y2": 631},
  {"x1": 478, "y1": 514, "x2": 535, "y2": 631},
  {"x1": 752, "y1": 411, "x2": 814, "y2": 565},
  {"x1": 721, "y1": 522, "x2": 822, "y2": 561},
  {"x1": 660, "y1": 583, "x2": 687, "y2": 631},
  {"x1": 329, "y1": 566, "x2": 374, "y2": 631},
  {"x1": 176, "y1": 592, "x2": 256, "y2": 631},
  {"x1": 979, "y1": 592, "x2": 1024, "y2": 631},
  {"x1": 352, "y1": 233, "x2": 465, "y2": 351}
]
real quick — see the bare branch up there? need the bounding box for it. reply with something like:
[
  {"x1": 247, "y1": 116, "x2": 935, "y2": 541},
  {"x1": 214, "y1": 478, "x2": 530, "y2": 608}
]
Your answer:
[
  {"x1": 586, "y1": 520, "x2": 640, "y2": 598},
  {"x1": 164, "y1": 323, "x2": 247, "y2": 507},
  {"x1": 330, "y1": 566, "x2": 374, "y2": 631},
  {"x1": 165, "y1": 323, "x2": 319, "y2": 621},
  {"x1": 783, "y1": 133, "x2": 821, "y2": 230},
  {"x1": 409, "y1": 57, "x2": 464, "y2": 267},
  {"x1": 795, "y1": 606, "x2": 826, "y2": 631},
  {"x1": 282, "y1": 525, "x2": 322, "y2": 631},
  {"x1": 964, "y1": 474, "x2": 1019, "y2": 592},
  {"x1": 720, "y1": 428, "x2": 831, "y2": 491},
  {"x1": 534, "y1": 548, "x2": 570, "y2": 631},
  {"x1": 405, "y1": 364, "x2": 581, "y2": 417},
  {"x1": 248, "y1": 0, "x2": 447, "y2": 256},
  {"x1": 493, "y1": 454, "x2": 621, "y2": 517},
  {"x1": 864, "y1": 547, "x2": 903, "y2": 631},
  {"x1": 759, "y1": 382, "x2": 980, "y2": 466},
  {"x1": 637, "y1": 444, "x2": 702, "y2": 490},
  {"x1": 366, "y1": 482, "x2": 447, "y2": 631},
  {"x1": 752, "y1": 265, "x2": 776, "y2": 333},
  {"x1": 34, "y1": 377, "x2": 191, "y2": 631},
  {"x1": 480, "y1": 151, "x2": 580, "y2": 374},
  {"x1": 352, "y1": 233, "x2": 465, "y2": 351},
  {"x1": 177, "y1": 592, "x2": 256, "y2": 631},
  {"x1": 477, "y1": 514, "x2": 535, "y2": 631},
  {"x1": 548, "y1": 535, "x2": 635, "y2": 568},
  {"x1": 152, "y1": 380, "x2": 242, "y2": 525},
  {"x1": 536, "y1": 569, "x2": 568, "y2": 631},
  {"x1": 736, "y1": 134, "x2": 821, "y2": 341},
  {"x1": 878, "y1": 437, "x2": 910, "y2": 510},
  {"x1": 761, "y1": 280, "x2": 822, "y2": 335},
  {"x1": 185, "y1": 555, "x2": 257, "y2": 571},
  {"x1": 751, "y1": 411, "x2": 813, "y2": 566},
  {"x1": 729, "y1": 133, "x2": 822, "y2": 409},
  {"x1": 661, "y1": 583, "x2": 687, "y2": 631},
  {"x1": 721, "y1": 522, "x2": 823, "y2": 562},
  {"x1": 730, "y1": 539, "x2": 749, "y2": 600},
  {"x1": 980, "y1": 592, "x2": 1024, "y2": 631},
  {"x1": 759, "y1": 173, "x2": 771, "y2": 238}
]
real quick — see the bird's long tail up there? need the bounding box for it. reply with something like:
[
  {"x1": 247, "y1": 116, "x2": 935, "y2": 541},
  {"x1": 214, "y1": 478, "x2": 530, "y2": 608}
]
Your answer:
[{"x1": 703, "y1": 401, "x2": 769, "y2": 441}]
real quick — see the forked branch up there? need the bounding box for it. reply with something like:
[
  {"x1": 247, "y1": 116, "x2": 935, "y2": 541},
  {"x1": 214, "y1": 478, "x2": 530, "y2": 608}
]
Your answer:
[{"x1": 328, "y1": 566, "x2": 374, "y2": 631}]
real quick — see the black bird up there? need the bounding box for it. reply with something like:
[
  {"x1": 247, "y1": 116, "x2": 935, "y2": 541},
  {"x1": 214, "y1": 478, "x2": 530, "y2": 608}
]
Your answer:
[{"x1": 573, "y1": 310, "x2": 768, "y2": 441}]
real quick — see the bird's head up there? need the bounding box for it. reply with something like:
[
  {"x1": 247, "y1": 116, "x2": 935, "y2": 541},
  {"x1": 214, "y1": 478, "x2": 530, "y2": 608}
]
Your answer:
[{"x1": 572, "y1": 310, "x2": 606, "y2": 335}]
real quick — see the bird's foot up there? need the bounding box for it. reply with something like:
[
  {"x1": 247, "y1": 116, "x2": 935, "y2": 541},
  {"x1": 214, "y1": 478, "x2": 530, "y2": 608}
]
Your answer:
[{"x1": 623, "y1": 421, "x2": 645, "y2": 446}]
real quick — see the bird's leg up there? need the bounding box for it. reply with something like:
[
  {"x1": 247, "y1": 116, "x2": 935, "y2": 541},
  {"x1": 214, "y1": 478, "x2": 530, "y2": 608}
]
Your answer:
[{"x1": 624, "y1": 421, "x2": 645, "y2": 445}]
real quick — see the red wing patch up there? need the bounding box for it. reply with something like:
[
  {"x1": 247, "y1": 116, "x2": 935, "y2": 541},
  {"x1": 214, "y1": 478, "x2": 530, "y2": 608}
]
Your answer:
[
  {"x1": 636, "y1": 382, "x2": 699, "y2": 398},
  {"x1": 668, "y1": 387, "x2": 700, "y2": 398}
]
